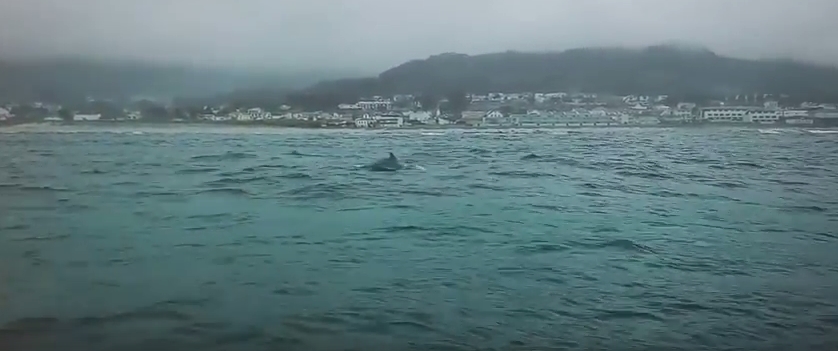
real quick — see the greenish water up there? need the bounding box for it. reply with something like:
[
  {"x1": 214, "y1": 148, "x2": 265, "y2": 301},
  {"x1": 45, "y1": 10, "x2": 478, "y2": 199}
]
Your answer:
[{"x1": 1, "y1": 127, "x2": 837, "y2": 350}]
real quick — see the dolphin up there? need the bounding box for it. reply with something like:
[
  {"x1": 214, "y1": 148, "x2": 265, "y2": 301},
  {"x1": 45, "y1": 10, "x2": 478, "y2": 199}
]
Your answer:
[{"x1": 367, "y1": 152, "x2": 404, "y2": 172}]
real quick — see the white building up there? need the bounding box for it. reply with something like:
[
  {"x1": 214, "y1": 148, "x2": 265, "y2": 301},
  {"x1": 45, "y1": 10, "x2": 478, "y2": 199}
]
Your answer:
[
  {"x1": 314, "y1": 112, "x2": 339, "y2": 121},
  {"x1": 700, "y1": 107, "x2": 749, "y2": 122},
  {"x1": 230, "y1": 112, "x2": 251, "y2": 121},
  {"x1": 357, "y1": 100, "x2": 392, "y2": 111},
  {"x1": 338, "y1": 103, "x2": 361, "y2": 110},
  {"x1": 461, "y1": 110, "x2": 485, "y2": 121},
  {"x1": 745, "y1": 110, "x2": 780, "y2": 124},
  {"x1": 407, "y1": 111, "x2": 432, "y2": 123},
  {"x1": 126, "y1": 111, "x2": 142, "y2": 120},
  {"x1": 485, "y1": 110, "x2": 504, "y2": 119},
  {"x1": 482, "y1": 113, "x2": 518, "y2": 127},
  {"x1": 623, "y1": 95, "x2": 650, "y2": 105},
  {"x1": 0, "y1": 107, "x2": 11, "y2": 121},
  {"x1": 74, "y1": 113, "x2": 102, "y2": 121},
  {"x1": 354, "y1": 118, "x2": 374, "y2": 128},
  {"x1": 278, "y1": 112, "x2": 307, "y2": 120},
  {"x1": 355, "y1": 113, "x2": 402, "y2": 128},
  {"x1": 247, "y1": 108, "x2": 272, "y2": 120},
  {"x1": 469, "y1": 94, "x2": 489, "y2": 102},
  {"x1": 660, "y1": 109, "x2": 693, "y2": 123},
  {"x1": 674, "y1": 109, "x2": 693, "y2": 120},
  {"x1": 376, "y1": 116, "x2": 404, "y2": 128},
  {"x1": 782, "y1": 110, "x2": 810, "y2": 118}
]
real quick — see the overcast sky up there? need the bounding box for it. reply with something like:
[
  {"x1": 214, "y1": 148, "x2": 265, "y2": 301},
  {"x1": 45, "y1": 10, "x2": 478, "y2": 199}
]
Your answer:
[{"x1": 1, "y1": 0, "x2": 837, "y2": 73}]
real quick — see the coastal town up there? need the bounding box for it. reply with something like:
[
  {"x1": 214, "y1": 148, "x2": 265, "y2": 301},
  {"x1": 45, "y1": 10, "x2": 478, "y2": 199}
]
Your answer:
[{"x1": 2, "y1": 91, "x2": 838, "y2": 128}]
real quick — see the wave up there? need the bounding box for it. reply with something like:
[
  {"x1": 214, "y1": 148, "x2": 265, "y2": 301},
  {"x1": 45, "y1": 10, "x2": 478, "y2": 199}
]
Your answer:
[
  {"x1": 193, "y1": 187, "x2": 253, "y2": 196},
  {"x1": 204, "y1": 175, "x2": 274, "y2": 187},
  {"x1": 190, "y1": 152, "x2": 257, "y2": 161},
  {"x1": 175, "y1": 167, "x2": 220, "y2": 174},
  {"x1": 17, "y1": 185, "x2": 71, "y2": 192},
  {"x1": 489, "y1": 170, "x2": 555, "y2": 178},
  {"x1": 570, "y1": 238, "x2": 658, "y2": 254}
]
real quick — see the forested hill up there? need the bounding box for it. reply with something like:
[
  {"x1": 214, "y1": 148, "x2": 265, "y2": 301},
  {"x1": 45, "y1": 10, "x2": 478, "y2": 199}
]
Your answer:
[{"x1": 301, "y1": 45, "x2": 838, "y2": 104}]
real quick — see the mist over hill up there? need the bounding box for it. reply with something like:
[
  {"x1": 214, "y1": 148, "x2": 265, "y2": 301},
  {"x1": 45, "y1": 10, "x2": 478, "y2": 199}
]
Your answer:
[
  {"x1": 0, "y1": 58, "x2": 353, "y2": 104},
  {"x1": 5, "y1": 44, "x2": 838, "y2": 111}
]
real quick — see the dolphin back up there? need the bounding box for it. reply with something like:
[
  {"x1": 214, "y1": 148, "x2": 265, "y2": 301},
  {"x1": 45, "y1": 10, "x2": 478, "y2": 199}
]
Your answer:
[{"x1": 368, "y1": 152, "x2": 403, "y2": 172}]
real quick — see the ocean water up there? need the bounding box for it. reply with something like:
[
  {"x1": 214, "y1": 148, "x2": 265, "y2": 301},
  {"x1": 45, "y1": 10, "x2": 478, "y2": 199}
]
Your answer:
[{"x1": 1, "y1": 127, "x2": 838, "y2": 350}]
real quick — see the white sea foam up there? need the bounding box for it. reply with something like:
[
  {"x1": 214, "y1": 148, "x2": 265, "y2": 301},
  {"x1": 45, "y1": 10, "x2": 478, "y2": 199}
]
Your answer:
[{"x1": 758, "y1": 129, "x2": 782, "y2": 134}]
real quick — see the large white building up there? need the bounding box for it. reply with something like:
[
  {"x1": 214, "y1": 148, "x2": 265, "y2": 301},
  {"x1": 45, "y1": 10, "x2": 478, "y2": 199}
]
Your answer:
[
  {"x1": 354, "y1": 113, "x2": 404, "y2": 128},
  {"x1": 74, "y1": 113, "x2": 102, "y2": 121},
  {"x1": 700, "y1": 107, "x2": 749, "y2": 122},
  {"x1": 745, "y1": 110, "x2": 780, "y2": 124},
  {"x1": 407, "y1": 111, "x2": 432, "y2": 123},
  {"x1": 377, "y1": 117, "x2": 403, "y2": 128}
]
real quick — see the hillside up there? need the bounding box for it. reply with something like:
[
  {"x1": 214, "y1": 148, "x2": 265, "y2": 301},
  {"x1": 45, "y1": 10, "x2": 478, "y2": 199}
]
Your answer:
[
  {"x1": 0, "y1": 58, "x2": 346, "y2": 103},
  {"x1": 302, "y1": 45, "x2": 838, "y2": 103}
]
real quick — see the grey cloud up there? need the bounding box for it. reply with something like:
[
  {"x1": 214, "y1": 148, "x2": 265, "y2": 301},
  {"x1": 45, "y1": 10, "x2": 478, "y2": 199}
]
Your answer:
[{"x1": 1, "y1": 0, "x2": 837, "y2": 72}]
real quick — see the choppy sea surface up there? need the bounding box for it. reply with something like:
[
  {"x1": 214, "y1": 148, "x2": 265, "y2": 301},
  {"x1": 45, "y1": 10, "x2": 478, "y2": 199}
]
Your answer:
[{"x1": 2, "y1": 126, "x2": 838, "y2": 351}]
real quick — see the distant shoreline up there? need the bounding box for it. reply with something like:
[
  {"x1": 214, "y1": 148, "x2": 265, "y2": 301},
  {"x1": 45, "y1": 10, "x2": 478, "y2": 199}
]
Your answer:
[{"x1": 1, "y1": 121, "x2": 835, "y2": 133}]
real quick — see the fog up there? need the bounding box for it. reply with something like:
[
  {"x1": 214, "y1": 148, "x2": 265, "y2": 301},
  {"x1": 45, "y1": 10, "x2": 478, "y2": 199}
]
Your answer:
[{"x1": 1, "y1": 0, "x2": 837, "y2": 72}]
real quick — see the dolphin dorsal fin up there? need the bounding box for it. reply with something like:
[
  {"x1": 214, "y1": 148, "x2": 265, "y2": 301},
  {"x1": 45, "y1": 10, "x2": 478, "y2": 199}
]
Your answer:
[{"x1": 389, "y1": 152, "x2": 397, "y2": 160}]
